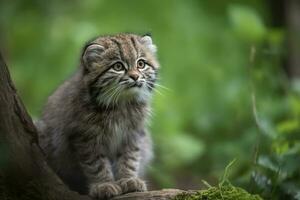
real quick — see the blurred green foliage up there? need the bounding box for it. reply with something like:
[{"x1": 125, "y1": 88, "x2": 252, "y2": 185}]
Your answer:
[{"x1": 0, "y1": 0, "x2": 299, "y2": 199}]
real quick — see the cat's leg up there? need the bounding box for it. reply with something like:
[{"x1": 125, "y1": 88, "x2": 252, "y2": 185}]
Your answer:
[
  {"x1": 115, "y1": 143, "x2": 147, "y2": 194},
  {"x1": 75, "y1": 140, "x2": 122, "y2": 199}
]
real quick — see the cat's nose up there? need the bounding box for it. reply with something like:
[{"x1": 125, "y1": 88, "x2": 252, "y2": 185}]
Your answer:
[{"x1": 128, "y1": 70, "x2": 140, "y2": 81}]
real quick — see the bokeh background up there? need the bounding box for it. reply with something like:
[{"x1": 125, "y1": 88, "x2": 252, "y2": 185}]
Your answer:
[{"x1": 1, "y1": 0, "x2": 300, "y2": 199}]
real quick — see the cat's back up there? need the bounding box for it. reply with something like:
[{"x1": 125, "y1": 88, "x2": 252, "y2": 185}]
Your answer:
[
  {"x1": 36, "y1": 71, "x2": 84, "y2": 163},
  {"x1": 42, "y1": 71, "x2": 83, "y2": 120}
]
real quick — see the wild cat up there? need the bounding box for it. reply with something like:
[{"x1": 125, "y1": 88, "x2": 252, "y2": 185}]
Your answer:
[{"x1": 36, "y1": 33, "x2": 159, "y2": 199}]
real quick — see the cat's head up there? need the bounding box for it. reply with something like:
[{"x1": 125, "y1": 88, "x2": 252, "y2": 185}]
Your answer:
[{"x1": 81, "y1": 33, "x2": 159, "y2": 106}]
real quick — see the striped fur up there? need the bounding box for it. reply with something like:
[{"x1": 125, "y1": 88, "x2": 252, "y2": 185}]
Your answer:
[{"x1": 36, "y1": 33, "x2": 159, "y2": 199}]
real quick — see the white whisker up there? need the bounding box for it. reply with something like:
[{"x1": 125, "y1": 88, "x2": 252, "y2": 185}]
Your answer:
[
  {"x1": 145, "y1": 83, "x2": 164, "y2": 96},
  {"x1": 145, "y1": 79, "x2": 171, "y2": 91}
]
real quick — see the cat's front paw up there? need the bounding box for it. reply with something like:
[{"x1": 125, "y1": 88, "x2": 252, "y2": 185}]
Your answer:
[
  {"x1": 117, "y1": 177, "x2": 147, "y2": 194},
  {"x1": 89, "y1": 182, "x2": 122, "y2": 199}
]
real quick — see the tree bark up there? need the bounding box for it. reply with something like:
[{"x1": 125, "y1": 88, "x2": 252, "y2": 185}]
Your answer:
[
  {"x1": 112, "y1": 189, "x2": 190, "y2": 200},
  {"x1": 268, "y1": 0, "x2": 300, "y2": 79},
  {"x1": 285, "y1": 0, "x2": 300, "y2": 79},
  {"x1": 0, "y1": 52, "x2": 191, "y2": 200},
  {"x1": 0, "y1": 52, "x2": 92, "y2": 200}
]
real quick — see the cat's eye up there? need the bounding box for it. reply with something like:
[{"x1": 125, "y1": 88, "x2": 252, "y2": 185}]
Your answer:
[
  {"x1": 112, "y1": 62, "x2": 125, "y2": 71},
  {"x1": 137, "y1": 59, "x2": 146, "y2": 69}
]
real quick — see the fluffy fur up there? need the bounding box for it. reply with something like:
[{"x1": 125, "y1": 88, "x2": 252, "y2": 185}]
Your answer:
[{"x1": 36, "y1": 33, "x2": 159, "y2": 199}]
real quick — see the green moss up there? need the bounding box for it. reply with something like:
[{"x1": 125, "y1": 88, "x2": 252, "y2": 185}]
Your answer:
[{"x1": 174, "y1": 184, "x2": 263, "y2": 200}]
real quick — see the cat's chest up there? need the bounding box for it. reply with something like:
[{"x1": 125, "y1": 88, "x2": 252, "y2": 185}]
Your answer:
[
  {"x1": 83, "y1": 106, "x2": 147, "y2": 154},
  {"x1": 97, "y1": 110, "x2": 143, "y2": 154},
  {"x1": 104, "y1": 110, "x2": 138, "y2": 134}
]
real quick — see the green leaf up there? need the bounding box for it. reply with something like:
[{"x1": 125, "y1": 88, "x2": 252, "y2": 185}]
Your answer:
[
  {"x1": 160, "y1": 134, "x2": 205, "y2": 168},
  {"x1": 276, "y1": 119, "x2": 299, "y2": 134},
  {"x1": 228, "y1": 5, "x2": 266, "y2": 42},
  {"x1": 257, "y1": 155, "x2": 279, "y2": 172}
]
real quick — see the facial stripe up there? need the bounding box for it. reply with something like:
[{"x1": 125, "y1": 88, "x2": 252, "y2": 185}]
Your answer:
[
  {"x1": 110, "y1": 38, "x2": 125, "y2": 62},
  {"x1": 88, "y1": 70, "x2": 117, "y2": 101},
  {"x1": 88, "y1": 67, "x2": 112, "y2": 89},
  {"x1": 128, "y1": 37, "x2": 138, "y2": 63},
  {"x1": 130, "y1": 37, "x2": 139, "y2": 57},
  {"x1": 120, "y1": 37, "x2": 136, "y2": 69}
]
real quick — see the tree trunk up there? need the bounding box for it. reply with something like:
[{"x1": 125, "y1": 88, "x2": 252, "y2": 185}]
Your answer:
[
  {"x1": 0, "y1": 52, "x2": 191, "y2": 200},
  {"x1": 268, "y1": 0, "x2": 300, "y2": 79},
  {"x1": 285, "y1": 0, "x2": 300, "y2": 79},
  {"x1": 0, "y1": 52, "x2": 92, "y2": 200}
]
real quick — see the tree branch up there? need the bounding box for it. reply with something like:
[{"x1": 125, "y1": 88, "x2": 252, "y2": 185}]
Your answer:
[{"x1": 112, "y1": 189, "x2": 193, "y2": 200}]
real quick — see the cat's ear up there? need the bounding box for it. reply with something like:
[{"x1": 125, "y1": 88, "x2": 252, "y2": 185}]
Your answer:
[
  {"x1": 140, "y1": 35, "x2": 157, "y2": 53},
  {"x1": 81, "y1": 43, "x2": 105, "y2": 71}
]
